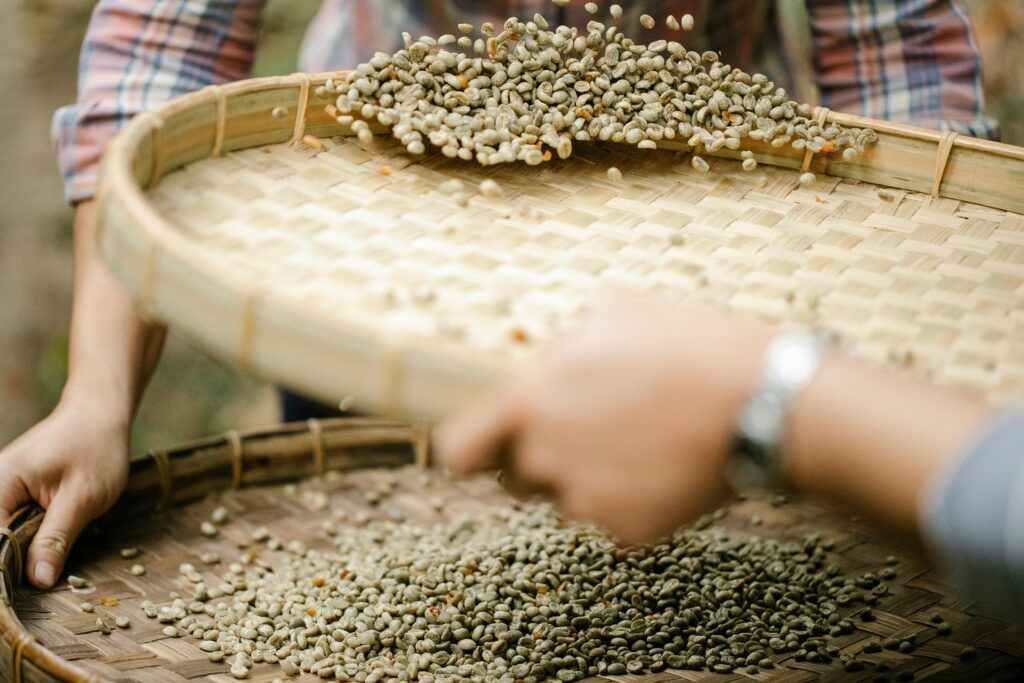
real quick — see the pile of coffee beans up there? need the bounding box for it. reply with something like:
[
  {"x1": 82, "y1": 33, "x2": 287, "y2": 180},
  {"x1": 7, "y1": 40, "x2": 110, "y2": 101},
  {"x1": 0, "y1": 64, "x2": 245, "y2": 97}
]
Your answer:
[
  {"x1": 150, "y1": 499, "x2": 885, "y2": 681},
  {"x1": 323, "y1": 3, "x2": 876, "y2": 171}
]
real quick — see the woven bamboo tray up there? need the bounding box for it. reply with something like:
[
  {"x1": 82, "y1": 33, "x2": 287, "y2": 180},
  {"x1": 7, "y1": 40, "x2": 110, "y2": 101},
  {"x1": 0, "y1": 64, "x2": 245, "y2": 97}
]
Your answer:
[
  {"x1": 95, "y1": 71, "x2": 1024, "y2": 418},
  {"x1": 2, "y1": 418, "x2": 1024, "y2": 682}
]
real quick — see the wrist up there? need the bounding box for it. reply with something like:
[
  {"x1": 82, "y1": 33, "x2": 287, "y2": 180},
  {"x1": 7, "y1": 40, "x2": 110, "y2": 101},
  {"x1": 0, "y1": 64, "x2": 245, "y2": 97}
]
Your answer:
[
  {"x1": 726, "y1": 329, "x2": 831, "y2": 490},
  {"x1": 57, "y1": 378, "x2": 133, "y2": 435}
]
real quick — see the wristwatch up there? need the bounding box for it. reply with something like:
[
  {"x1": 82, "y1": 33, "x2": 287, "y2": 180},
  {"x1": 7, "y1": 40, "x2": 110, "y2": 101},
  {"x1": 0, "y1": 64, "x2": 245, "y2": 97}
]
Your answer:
[{"x1": 727, "y1": 330, "x2": 830, "y2": 490}]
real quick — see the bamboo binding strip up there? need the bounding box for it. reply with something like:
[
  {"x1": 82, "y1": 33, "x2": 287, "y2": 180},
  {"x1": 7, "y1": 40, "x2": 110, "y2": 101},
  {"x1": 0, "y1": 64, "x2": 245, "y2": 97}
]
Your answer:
[
  {"x1": 2, "y1": 418, "x2": 1023, "y2": 682},
  {"x1": 96, "y1": 71, "x2": 1024, "y2": 419}
]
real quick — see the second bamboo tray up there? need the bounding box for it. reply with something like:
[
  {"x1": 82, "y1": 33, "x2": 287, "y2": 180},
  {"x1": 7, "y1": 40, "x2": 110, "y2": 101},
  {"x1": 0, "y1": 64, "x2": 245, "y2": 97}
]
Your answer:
[
  {"x1": 96, "y1": 71, "x2": 1024, "y2": 418},
  {"x1": 3, "y1": 418, "x2": 1024, "y2": 682}
]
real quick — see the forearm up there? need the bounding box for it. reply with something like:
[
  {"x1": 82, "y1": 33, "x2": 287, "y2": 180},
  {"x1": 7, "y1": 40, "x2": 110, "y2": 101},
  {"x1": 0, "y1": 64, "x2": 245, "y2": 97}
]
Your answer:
[
  {"x1": 59, "y1": 200, "x2": 165, "y2": 427},
  {"x1": 783, "y1": 354, "x2": 995, "y2": 536}
]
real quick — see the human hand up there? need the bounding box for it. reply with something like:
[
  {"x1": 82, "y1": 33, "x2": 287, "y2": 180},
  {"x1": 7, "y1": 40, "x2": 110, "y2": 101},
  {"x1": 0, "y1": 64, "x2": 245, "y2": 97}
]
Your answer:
[
  {"x1": 435, "y1": 299, "x2": 773, "y2": 546},
  {"x1": 0, "y1": 400, "x2": 129, "y2": 588}
]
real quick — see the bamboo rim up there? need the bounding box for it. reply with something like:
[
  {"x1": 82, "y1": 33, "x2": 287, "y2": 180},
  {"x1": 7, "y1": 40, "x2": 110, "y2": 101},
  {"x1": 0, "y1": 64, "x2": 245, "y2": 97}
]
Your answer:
[
  {"x1": 0, "y1": 418, "x2": 424, "y2": 683},
  {"x1": 96, "y1": 71, "x2": 1024, "y2": 419}
]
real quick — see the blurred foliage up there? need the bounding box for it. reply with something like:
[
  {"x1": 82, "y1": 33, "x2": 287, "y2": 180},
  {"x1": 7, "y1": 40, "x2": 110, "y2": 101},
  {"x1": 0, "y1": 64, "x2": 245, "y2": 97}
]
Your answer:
[
  {"x1": 253, "y1": 2, "x2": 321, "y2": 77},
  {"x1": 49, "y1": 210, "x2": 74, "y2": 246},
  {"x1": 17, "y1": 0, "x2": 93, "y2": 83},
  {"x1": 128, "y1": 338, "x2": 271, "y2": 453},
  {"x1": 32, "y1": 333, "x2": 70, "y2": 410}
]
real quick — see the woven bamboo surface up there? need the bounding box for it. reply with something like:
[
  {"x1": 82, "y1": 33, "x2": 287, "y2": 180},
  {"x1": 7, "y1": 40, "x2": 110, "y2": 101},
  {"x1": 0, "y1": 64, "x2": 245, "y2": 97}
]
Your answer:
[
  {"x1": 3, "y1": 419, "x2": 1024, "y2": 682},
  {"x1": 96, "y1": 71, "x2": 1024, "y2": 419}
]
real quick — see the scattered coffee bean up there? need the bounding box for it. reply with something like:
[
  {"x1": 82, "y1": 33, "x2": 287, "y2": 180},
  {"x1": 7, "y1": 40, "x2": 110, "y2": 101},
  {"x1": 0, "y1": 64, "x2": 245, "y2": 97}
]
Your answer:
[
  {"x1": 480, "y1": 179, "x2": 504, "y2": 199},
  {"x1": 67, "y1": 575, "x2": 89, "y2": 589}
]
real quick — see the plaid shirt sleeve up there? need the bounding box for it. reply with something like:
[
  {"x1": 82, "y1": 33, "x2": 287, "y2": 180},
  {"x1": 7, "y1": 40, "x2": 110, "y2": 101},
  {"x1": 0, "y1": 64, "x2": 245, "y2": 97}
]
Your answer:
[
  {"x1": 807, "y1": 0, "x2": 999, "y2": 140},
  {"x1": 51, "y1": 0, "x2": 266, "y2": 205}
]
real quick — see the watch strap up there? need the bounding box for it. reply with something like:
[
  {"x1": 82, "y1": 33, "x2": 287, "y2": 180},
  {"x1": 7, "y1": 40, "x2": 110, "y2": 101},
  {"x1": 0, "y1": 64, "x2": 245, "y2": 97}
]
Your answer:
[{"x1": 727, "y1": 330, "x2": 829, "y2": 490}]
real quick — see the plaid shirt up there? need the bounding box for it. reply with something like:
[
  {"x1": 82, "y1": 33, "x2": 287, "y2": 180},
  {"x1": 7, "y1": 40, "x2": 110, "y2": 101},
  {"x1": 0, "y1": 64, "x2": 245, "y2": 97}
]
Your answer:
[{"x1": 53, "y1": 0, "x2": 998, "y2": 204}]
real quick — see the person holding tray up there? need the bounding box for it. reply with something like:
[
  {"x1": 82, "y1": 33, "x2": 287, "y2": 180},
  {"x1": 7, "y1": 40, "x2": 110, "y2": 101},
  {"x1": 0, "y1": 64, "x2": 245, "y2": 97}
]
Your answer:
[{"x1": 0, "y1": 0, "x2": 999, "y2": 597}]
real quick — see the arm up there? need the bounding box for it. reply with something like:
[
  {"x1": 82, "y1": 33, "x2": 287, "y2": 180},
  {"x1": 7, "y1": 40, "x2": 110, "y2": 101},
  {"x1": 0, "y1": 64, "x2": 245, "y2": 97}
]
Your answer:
[
  {"x1": 783, "y1": 353, "x2": 1022, "y2": 623},
  {"x1": 0, "y1": 201, "x2": 165, "y2": 588},
  {"x1": 785, "y1": 348, "x2": 993, "y2": 535},
  {"x1": 64, "y1": 202, "x2": 166, "y2": 424},
  {"x1": 0, "y1": 0, "x2": 264, "y2": 589},
  {"x1": 434, "y1": 300, "x2": 1014, "y2": 612},
  {"x1": 806, "y1": 0, "x2": 999, "y2": 139}
]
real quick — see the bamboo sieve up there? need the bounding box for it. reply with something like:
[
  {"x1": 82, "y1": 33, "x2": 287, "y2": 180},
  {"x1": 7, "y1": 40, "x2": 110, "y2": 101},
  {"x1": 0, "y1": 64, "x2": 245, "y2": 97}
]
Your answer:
[
  {"x1": 95, "y1": 71, "x2": 1024, "y2": 418},
  {"x1": 2, "y1": 418, "x2": 1023, "y2": 682}
]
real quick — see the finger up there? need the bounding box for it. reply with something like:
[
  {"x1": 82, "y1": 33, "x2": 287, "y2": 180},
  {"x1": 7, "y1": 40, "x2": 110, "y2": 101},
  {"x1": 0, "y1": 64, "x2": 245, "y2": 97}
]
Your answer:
[
  {"x1": 561, "y1": 491, "x2": 647, "y2": 548},
  {"x1": 434, "y1": 384, "x2": 526, "y2": 475},
  {"x1": 0, "y1": 473, "x2": 30, "y2": 527},
  {"x1": 495, "y1": 443, "x2": 555, "y2": 501},
  {"x1": 26, "y1": 490, "x2": 92, "y2": 589},
  {"x1": 557, "y1": 480, "x2": 658, "y2": 548}
]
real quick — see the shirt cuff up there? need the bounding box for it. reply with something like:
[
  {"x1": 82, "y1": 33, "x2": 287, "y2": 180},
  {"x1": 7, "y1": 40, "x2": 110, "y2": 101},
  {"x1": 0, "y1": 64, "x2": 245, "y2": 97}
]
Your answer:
[
  {"x1": 52, "y1": 101, "x2": 123, "y2": 205},
  {"x1": 941, "y1": 115, "x2": 1001, "y2": 142},
  {"x1": 920, "y1": 410, "x2": 1024, "y2": 622}
]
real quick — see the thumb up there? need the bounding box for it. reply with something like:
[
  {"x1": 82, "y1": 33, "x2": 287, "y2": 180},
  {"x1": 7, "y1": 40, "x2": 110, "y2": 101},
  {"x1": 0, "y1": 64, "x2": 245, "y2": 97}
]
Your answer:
[{"x1": 26, "y1": 489, "x2": 92, "y2": 589}]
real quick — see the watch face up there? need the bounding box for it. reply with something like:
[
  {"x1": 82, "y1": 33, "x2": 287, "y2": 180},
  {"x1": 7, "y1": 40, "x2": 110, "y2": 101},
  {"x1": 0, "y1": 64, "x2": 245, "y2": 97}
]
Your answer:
[
  {"x1": 739, "y1": 393, "x2": 785, "y2": 444},
  {"x1": 732, "y1": 332, "x2": 824, "y2": 492},
  {"x1": 772, "y1": 338, "x2": 819, "y2": 384}
]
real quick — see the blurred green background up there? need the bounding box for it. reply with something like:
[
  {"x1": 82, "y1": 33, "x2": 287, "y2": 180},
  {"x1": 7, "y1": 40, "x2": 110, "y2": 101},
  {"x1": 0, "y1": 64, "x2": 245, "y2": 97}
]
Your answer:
[{"x1": 1, "y1": 0, "x2": 1021, "y2": 452}]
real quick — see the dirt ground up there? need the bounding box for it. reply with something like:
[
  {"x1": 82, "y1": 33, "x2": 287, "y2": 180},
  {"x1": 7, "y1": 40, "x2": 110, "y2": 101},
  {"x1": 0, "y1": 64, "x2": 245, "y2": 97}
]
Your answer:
[{"x1": 1, "y1": 1, "x2": 1021, "y2": 452}]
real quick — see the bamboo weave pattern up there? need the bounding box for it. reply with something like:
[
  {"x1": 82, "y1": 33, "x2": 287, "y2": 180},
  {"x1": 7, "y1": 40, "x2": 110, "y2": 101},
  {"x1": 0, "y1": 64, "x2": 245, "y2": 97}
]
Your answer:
[{"x1": 148, "y1": 135, "x2": 1024, "y2": 405}]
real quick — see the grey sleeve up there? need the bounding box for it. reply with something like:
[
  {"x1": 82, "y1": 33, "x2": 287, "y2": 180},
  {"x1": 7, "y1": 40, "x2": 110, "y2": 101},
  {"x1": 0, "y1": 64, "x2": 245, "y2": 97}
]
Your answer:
[{"x1": 920, "y1": 411, "x2": 1024, "y2": 623}]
